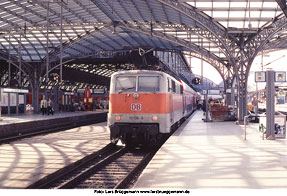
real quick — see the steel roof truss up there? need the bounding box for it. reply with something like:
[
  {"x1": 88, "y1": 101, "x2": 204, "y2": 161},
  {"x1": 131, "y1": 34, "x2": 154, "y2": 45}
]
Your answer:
[{"x1": 275, "y1": 0, "x2": 287, "y2": 17}]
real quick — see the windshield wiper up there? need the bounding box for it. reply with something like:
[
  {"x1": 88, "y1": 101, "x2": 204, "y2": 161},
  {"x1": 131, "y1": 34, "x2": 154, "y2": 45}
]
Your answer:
[{"x1": 119, "y1": 87, "x2": 135, "y2": 93}]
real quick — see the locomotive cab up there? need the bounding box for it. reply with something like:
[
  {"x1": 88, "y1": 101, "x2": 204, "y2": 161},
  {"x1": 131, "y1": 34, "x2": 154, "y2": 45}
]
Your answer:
[
  {"x1": 108, "y1": 70, "x2": 196, "y2": 147},
  {"x1": 108, "y1": 70, "x2": 169, "y2": 146}
]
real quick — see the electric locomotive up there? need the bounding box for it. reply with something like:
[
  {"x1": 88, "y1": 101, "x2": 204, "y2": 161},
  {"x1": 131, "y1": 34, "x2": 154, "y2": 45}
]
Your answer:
[{"x1": 108, "y1": 70, "x2": 196, "y2": 146}]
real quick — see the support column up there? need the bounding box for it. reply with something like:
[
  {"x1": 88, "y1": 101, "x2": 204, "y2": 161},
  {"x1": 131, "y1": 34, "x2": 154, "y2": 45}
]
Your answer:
[
  {"x1": 8, "y1": 28, "x2": 11, "y2": 86},
  {"x1": 266, "y1": 69, "x2": 275, "y2": 139},
  {"x1": 237, "y1": 49, "x2": 248, "y2": 124},
  {"x1": 225, "y1": 78, "x2": 233, "y2": 105},
  {"x1": 32, "y1": 67, "x2": 40, "y2": 114},
  {"x1": 226, "y1": 93, "x2": 231, "y2": 105},
  {"x1": 46, "y1": 2, "x2": 50, "y2": 84},
  {"x1": 18, "y1": 29, "x2": 22, "y2": 88},
  {"x1": 231, "y1": 87, "x2": 235, "y2": 108},
  {"x1": 24, "y1": 94, "x2": 26, "y2": 114},
  {"x1": 237, "y1": 83, "x2": 247, "y2": 123},
  {"x1": 16, "y1": 92, "x2": 19, "y2": 115},
  {"x1": 8, "y1": 92, "x2": 10, "y2": 115},
  {"x1": 53, "y1": 85, "x2": 59, "y2": 113}
]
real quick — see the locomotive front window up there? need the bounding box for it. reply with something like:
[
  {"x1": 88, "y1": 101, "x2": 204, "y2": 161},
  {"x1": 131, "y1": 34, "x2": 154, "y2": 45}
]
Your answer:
[
  {"x1": 138, "y1": 76, "x2": 159, "y2": 92},
  {"x1": 115, "y1": 76, "x2": 136, "y2": 92}
]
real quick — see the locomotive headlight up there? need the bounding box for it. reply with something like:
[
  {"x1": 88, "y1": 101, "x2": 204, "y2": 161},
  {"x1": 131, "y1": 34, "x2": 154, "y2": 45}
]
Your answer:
[
  {"x1": 115, "y1": 115, "x2": 121, "y2": 121},
  {"x1": 152, "y1": 116, "x2": 158, "y2": 121}
]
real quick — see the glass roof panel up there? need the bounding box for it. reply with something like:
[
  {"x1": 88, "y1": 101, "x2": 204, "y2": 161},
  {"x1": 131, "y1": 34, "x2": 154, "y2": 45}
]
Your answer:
[
  {"x1": 194, "y1": 2, "x2": 212, "y2": 8},
  {"x1": 229, "y1": 21, "x2": 244, "y2": 29},
  {"x1": 212, "y1": 2, "x2": 229, "y2": 8},
  {"x1": 244, "y1": 21, "x2": 260, "y2": 29},
  {"x1": 263, "y1": 11, "x2": 278, "y2": 18},
  {"x1": 250, "y1": 1, "x2": 263, "y2": 8},
  {"x1": 250, "y1": 11, "x2": 261, "y2": 18},
  {"x1": 0, "y1": 0, "x2": 285, "y2": 64},
  {"x1": 229, "y1": 11, "x2": 245, "y2": 18},
  {"x1": 263, "y1": 2, "x2": 280, "y2": 8},
  {"x1": 186, "y1": 0, "x2": 282, "y2": 30},
  {"x1": 230, "y1": 2, "x2": 247, "y2": 8},
  {"x1": 213, "y1": 11, "x2": 228, "y2": 18}
]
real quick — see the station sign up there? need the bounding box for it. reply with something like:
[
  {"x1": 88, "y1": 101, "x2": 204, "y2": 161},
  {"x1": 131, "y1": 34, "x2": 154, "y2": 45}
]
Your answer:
[
  {"x1": 64, "y1": 92, "x2": 74, "y2": 95},
  {"x1": 93, "y1": 89, "x2": 105, "y2": 94},
  {"x1": 77, "y1": 89, "x2": 84, "y2": 94},
  {"x1": 77, "y1": 89, "x2": 89, "y2": 94},
  {"x1": 255, "y1": 71, "x2": 286, "y2": 82},
  {"x1": 202, "y1": 90, "x2": 207, "y2": 95},
  {"x1": 208, "y1": 90, "x2": 220, "y2": 95},
  {"x1": 2, "y1": 88, "x2": 29, "y2": 93},
  {"x1": 226, "y1": 89, "x2": 231, "y2": 93},
  {"x1": 255, "y1": 71, "x2": 266, "y2": 82},
  {"x1": 275, "y1": 71, "x2": 286, "y2": 82}
]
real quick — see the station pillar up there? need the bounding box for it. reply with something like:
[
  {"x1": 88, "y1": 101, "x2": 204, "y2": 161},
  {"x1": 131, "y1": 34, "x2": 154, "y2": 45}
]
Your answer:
[
  {"x1": 266, "y1": 69, "x2": 275, "y2": 139},
  {"x1": 236, "y1": 79, "x2": 248, "y2": 124},
  {"x1": 52, "y1": 85, "x2": 59, "y2": 113},
  {"x1": 226, "y1": 93, "x2": 231, "y2": 105},
  {"x1": 0, "y1": 100, "x2": 2, "y2": 121},
  {"x1": 236, "y1": 49, "x2": 249, "y2": 124},
  {"x1": 225, "y1": 87, "x2": 235, "y2": 106},
  {"x1": 31, "y1": 67, "x2": 40, "y2": 114},
  {"x1": 32, "y1": 85, "x2": 40, "y2": 114}
]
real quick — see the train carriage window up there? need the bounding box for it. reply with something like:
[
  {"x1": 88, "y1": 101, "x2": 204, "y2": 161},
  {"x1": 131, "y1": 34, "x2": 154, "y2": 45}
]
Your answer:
[
  {"x1": 168, "y1": 78, "x2": 172, "y2": 92},
  {"x1": 115, "y1": 76, "x2": 136, "y2": 92},
  {"x1": 176, "y1": 84, "x2": 180, "y2": 94},
  {"x1": 138, "y1": 76, "x2": 159, "y2": 92},
  {"x1": 180, "y1": 85, "x2": 183, "y2": 94},
  {"x1": 171, "y1": 80, "x2": 176, "y2": 93}
]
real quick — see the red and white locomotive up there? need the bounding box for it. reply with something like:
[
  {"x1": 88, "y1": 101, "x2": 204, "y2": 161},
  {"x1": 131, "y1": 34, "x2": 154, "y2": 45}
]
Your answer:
[{"x1": 108, "y1": 70, "x2": 197, "y2": 146}]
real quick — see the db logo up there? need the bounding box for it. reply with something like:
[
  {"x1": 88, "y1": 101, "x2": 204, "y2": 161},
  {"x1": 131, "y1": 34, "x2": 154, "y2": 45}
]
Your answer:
[{"x1": 131, "y1": 103, "x2": 142, "y2": 111}]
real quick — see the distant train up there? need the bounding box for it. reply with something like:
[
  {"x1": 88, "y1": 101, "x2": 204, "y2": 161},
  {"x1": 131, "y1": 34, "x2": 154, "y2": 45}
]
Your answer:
[{"x1": 108, "y1": 70, "x2": 197, "y2": 147}]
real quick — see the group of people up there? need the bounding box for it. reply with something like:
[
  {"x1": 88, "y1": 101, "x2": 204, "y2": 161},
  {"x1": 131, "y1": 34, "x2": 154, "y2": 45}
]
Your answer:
[{"x1": 40, "y1": 96, "x2": 54, "y2": 115}]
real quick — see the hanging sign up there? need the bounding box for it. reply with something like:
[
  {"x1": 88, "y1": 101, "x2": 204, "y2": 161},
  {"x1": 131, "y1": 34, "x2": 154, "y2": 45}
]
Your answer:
[
  {"x1": 208, "y1": 90, "x2": 220, "y2": 95},
  {"x1": 275, "y1": 71, "x2": 286, "y2": 82},
  {"x1": 255, "y1": 71, "x2": 266, "y2": 82}
]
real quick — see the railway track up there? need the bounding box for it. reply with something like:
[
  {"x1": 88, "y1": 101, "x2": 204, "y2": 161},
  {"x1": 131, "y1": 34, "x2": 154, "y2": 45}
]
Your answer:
[
  {"x1": 27, "y1": 143, "x2": 158, "y2": 189},
  {"x1": 26, "y1": 114, "x2": 187, "y2": 189}
]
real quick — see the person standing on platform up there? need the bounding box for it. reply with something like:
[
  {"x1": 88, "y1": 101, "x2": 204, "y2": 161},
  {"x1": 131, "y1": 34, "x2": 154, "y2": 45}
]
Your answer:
[
  {"x1": 47, "y1": 98, "x2": 54, "y2": 115},
  {"x1": 202, "y1": 100, "x2": 206, "y2": 115},
  {"x1": 198, "y1": 99, "x2": 203, "y2": 110},
  {"x1": 40, "y1": 96, "x2": 47, "y2": 115}
]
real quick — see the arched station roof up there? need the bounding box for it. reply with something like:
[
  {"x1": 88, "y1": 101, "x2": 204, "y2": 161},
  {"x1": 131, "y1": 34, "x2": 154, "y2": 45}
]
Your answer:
[{"x1": 0, "y1": 0, "x2": 287, "y2": 89}]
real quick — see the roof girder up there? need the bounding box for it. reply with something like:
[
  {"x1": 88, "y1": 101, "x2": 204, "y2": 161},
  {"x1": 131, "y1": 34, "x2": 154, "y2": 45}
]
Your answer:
[
  {"x1": 275, "y1": 0, "x2": 287, "y2": 18},
  {"x1": 39, "y1": 21, "x2": 232, "y2": 82},
  {"x1": 116, "y1": 21, "x2": 232, "y2": 76}
]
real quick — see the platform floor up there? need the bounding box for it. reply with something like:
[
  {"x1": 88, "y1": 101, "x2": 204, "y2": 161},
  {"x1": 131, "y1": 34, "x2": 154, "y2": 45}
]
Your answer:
[
  {"x1": 0, "y1": 110, "x2": 108, "y2": 126},
  {"x1": 134, "y1": 111, "x2": 287, "y2": 189},
  {"x1": 0, "y1": 121, "x2": 110, "y2": 188}
]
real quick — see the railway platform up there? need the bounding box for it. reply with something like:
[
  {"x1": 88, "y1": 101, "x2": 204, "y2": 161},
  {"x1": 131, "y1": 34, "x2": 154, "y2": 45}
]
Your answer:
[
  {"x1": 0, "y1": 110, "x2": 108, "y2": 138},
  {"x1": 0, "y1": 120, "x2": 110, "y2": 188},
  {"x1": 134, "y1": 110, "x2": 287, "y2": 189}
]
